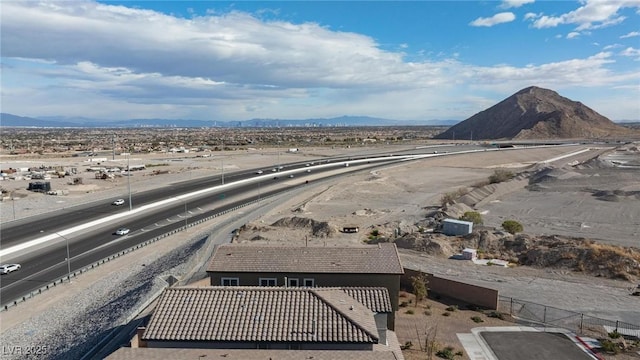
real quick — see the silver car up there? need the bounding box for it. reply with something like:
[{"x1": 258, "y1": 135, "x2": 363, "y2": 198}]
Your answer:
[{"x1": 0, "y1": 264, "x2": 21, "y2": 275}]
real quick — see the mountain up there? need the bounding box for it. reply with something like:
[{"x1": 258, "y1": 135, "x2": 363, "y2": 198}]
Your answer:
[
  {"x1": 434, "y1": 86, "x2": 634, "y2": 140},
  {"x1": 0, "y1": 113, "x2": 456, "y2": 128}
]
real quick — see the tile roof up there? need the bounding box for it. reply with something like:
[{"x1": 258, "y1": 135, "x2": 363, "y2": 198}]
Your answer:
[
  {"x1": 342, "y1": 287, "x2": 392, "y2": 313},
  {"x1": 207, "y1": 243, "x2": 404, "y2": 274},
  {"x1": 142, "y1": 287, "x2": 381, "y2": 343},
  {"x1": 107, "y1": 348, "x2": 402, "y2": 360}
]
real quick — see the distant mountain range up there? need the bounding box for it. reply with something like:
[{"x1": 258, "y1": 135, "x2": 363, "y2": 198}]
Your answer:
[
  {"x1": 434, "y1": 86, "x2": 638, "y2": 140},
  {"x1": 0, "y1": 113, "x2": 458, "y2": 128}
]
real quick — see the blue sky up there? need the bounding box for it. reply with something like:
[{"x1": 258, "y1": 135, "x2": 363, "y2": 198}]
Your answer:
[{"x1": 1, "y1": 0, "x2": 639, "y2": 122}]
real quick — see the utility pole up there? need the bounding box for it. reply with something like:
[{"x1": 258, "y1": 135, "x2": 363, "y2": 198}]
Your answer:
[{"x1": 221, "y1": 158, "x2": 224, "y2": 185}]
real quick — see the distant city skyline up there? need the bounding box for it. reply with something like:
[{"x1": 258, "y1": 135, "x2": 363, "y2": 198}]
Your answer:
[{"x1": 1, "y1": 1, "x2": 639, "y2": 122}]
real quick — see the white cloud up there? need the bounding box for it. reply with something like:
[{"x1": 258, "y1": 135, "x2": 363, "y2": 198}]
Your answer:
[
  {"x1": 620, "y1": 31, "x2": 640, "y2": 38},
  {"x1": 530, "y1": 0, "x2": 640, "y2": 30},
  {"x1": 567, "y1": 32, "x2": 581, "y2": 39},
  {"x1": 1, "y1": 1, "x2": 639, "y2": 121},
  {"x1": 500, "y1": 0, "x2": 535, "y2": 9},
  {"x1": 469, "y1": 12, "x2": 516, "y2": 27},
  {"x1": 620, "y1": 47, "x2": 640, "y2": 60}
]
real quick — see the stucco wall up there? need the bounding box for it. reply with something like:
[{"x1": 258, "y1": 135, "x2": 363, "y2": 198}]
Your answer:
[{"x1": 402, "y1": 268, "x2": 498, "y2": 309}]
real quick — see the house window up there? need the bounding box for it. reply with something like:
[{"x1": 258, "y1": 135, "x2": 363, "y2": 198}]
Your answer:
[
  {"x1": 259, "y1": 278, "x2": 277, "y2": 287},
  {"x1": 303, "y1": 278, "x2": 315, "y2": 287},
  {"x1": 221, "y1": 277, "x2": 239, "y2": 286},
  {"x1": 288, "y1": 278, "x2": 299, "y2": 287}
]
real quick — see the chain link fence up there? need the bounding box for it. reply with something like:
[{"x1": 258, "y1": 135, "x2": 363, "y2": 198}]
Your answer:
[{"x1": 498, "y1": 295, "x2": 640, "y2": 339}]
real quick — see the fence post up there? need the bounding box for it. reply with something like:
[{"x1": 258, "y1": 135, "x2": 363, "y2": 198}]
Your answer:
[
  {"x1": 580, "y1": 313, "x2": 584, "y2": 334},
  {"x1": 510, "y1": 298, "x2": 513, "y2": 316},
  {"x1": 543, "y1": 306, "x2": 547, "y2": 324},
  {"x1": 616, "y1": 320, "x2": 619, "y2": 333}
]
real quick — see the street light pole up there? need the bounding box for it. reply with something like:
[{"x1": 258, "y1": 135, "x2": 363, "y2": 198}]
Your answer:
[
  {"x1": 43, "y1": 231, "x2": 72, "y2": 283},
  {"x1": 221, "y1": 158, "x2": 224, "y2": 185},
  {"x1": 127, "y1": 153, "x2": 132, "y2": 211}
]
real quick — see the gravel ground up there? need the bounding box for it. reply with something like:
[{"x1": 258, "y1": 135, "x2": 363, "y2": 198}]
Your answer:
[{"x1": 2, "y1": 144, "x2": 639, "y2": 359}]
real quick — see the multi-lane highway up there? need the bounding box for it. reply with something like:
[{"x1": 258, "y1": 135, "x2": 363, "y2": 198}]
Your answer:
[
  {"x1": 1, "y1": 142, "x2": 547, "y2": 306},
  {"x1": 1, "y1": 151, "x2": 427, "y2": 305}
]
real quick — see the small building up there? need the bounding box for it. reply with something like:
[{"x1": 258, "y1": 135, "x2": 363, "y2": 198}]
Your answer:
[
  {"x1": 462, "y1": 248, "x2": 477, "y2": 260},
  {"x1": 442, "y1": 218, "x2": 473, "y2": 236},
  {"x1": 27, "y1": 181, "x2": 51, "y2": 193}
]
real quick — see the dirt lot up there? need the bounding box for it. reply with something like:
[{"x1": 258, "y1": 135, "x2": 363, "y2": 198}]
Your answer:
[{"x1": 2, "y1": 143, "x2": 640, "y2": 359}]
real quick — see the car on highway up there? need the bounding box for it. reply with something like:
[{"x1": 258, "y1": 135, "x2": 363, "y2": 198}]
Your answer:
[
  {"x1": 0, "y1": 264, "x2": 21, "y2": 275},
  {"x1": 289, "y1": 174, "x2": 294, "y2": 178},
  {"x1": 306, "y1": 169, "x2": 311, "y2": 173},
  {"x1": 115, "y1": 227, "x2": 130, "y2": 236},
  {"x1": 112, "y1": 199, "x2": 125, "y2": 206},
  {"x1": 255, "y1": 170, "x2": 263, "y2": 174}
]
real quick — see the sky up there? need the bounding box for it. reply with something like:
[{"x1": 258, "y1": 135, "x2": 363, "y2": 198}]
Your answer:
[{"x1": 1, "y1": 0, "x2": 639, "y2": 122}]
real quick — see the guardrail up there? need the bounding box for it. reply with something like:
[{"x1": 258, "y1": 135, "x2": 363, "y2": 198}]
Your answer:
[{"x1": 0, "y1": 183, "x2": 296, "y2": 312}]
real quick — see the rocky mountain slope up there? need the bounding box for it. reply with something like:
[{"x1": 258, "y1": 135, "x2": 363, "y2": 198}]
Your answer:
[{"x1": 435, "y1": 86, "x2": 635, "y2": 140}]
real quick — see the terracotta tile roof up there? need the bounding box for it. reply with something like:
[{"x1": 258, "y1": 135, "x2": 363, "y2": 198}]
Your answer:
[
  {"x1": 342, "y1": 287, "x2": 392, "y2": 313},
  {"x1": 107, "y1": 348, "x2": 402, "y2": 360},
  {"x1": 207, "y1": 243, "x2": 404, "y2": 274},
  {"x1": 142, "y1": 287, "x2": 381, "y2": 343}
]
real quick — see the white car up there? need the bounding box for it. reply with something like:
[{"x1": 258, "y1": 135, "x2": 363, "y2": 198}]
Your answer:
[
  {"x1": 289, "y1": 174, "x2": 295, "y2": 178},
  {"x1": 115, "y1": 227, "x2": 130, "y2": 236},
  {"x1": 255, "y1": 170, "x2": 263, "y2": 174},
  {"x1": 0, "y1": 264, "x2": 21, "y2": 275},
  {"x1": 112, "y1": 199, "x2": 125, "y2": 206}
]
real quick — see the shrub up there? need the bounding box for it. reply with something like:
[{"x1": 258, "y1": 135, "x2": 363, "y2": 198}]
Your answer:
[
  {"x1": 424, "y1": 310, "x2": 432, "y2": 316},
  {"x1": 446, "y1": 305, "x2": 458, "y2": 312},
  {"x1": 401, "y1": 341, "x2": 413, "y2": 350},
  {"x1": 489, "y1": 169, "x2": 514, "y2": 184},
  {"x1": 487, "y1": 311, "x2": 505, "y2": 320},
  {"x1": 460, "y1": 211, "x2": 483, "y2": 225},
  {"x1": 608, "y1": 330, "x2": 622, "y2": 339},
  {"x1": 502, "y1": 220, "x2": 523, "y2": 234},
  {"x1": 435, "y1": 346, "x2": 457, "y2": 359},
  {"x1": 600, "y1": 339, "x2": 619, "y2": 354},
  {"x1": 399, "y1": 301, "x2": 409, "y2": 308},
  {"x1": 471, "y1": 316, "x2": 484, "y2": 323},
  {"x1": 405, "y1": 309, "x2": 415, "y2": 315},
  {"x1": 442, "y1": 311, "x2": 451, "y2": 317}
]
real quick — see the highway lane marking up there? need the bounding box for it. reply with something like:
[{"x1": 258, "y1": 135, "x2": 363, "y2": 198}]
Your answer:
[{"x1": 1, "y1": 148, "x2": 583, "y2": 259}]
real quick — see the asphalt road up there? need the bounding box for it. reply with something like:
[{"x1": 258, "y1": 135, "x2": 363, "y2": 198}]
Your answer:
[{"x1": 0, "y1": 155, "x2": 411, "y2": 305}]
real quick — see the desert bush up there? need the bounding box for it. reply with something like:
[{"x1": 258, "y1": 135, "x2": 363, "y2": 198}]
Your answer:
[
  {"x1": 440, "y1": 192, "x2": 456, "y2": 207},
  {"x1": 399, "y1": 301, "x2": 409, "y2": 308},
  {"x1": 424, "y1": 310, "x2": 432, "y2": 316},
  {"x1": 502, "y1": 220, "x2": 523, "y2": 234},
  {"x1": 435, "y1": 346, "x2": 459, "y2": 359},
  {"x1": 401, "y1": 341, "x2": 413, "y2": 350},
  {"x1": 442, "y1": 311, "x2": 451, "y2": 317},
  {"x1": 471, "y1": 316, "x2": 484, "y2": 323},
  {"x1": 600, "y1": 339, "x2": 619, "y2": 354},
  {"x1": 446, "y1": 305, "x2": 458, "y2": 312},
  {"x1": 489, "y1": 169, "x2": 514, "y2": 184},
  {"x1": 460, "y1": 211, "x2": 483, "y2": 225},
  {"x1": 487, "y1": 311, "x2": 505, "y2": 320},
  {"x1": 608, "y1": 330, "x2": 622, "y2": 339},
  {"x1": 405, "y1": 309, "x2": 415, "y2": 315}
]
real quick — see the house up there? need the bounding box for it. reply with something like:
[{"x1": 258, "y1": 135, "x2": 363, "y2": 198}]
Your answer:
[
  {"x1": 206, "y1": 243, "x2": 404, "y2": 329},
  {"x1": 118, "y1": 286, "x2": 403, "y2": 359},
  {"x1": 462, "y1": 248, "x2": 477, "y2": 260}
]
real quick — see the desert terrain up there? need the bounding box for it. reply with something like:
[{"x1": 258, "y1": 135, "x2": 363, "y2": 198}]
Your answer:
[{"x1": 2, "y1": 142, "x2": 640, "y2": 359}]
